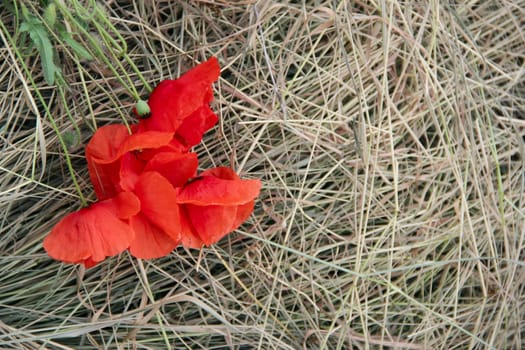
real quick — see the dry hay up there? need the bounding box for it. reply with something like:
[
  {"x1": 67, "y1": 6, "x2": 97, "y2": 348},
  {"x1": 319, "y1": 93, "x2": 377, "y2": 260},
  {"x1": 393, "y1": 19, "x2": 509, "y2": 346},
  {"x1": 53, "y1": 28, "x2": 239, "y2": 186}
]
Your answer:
[{"x1": 0, "y1": 1, "x2": 524, "y2": 349}]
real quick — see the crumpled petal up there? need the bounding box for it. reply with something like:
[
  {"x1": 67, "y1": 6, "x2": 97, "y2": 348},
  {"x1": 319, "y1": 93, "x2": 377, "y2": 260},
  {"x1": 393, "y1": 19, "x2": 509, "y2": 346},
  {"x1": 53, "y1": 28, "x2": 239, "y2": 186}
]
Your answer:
[
  {"x1": 230, "y1": 200, "x2": 256, "y2": 232},
  {"x1": 88, "y1": 129, "x2": 174, "y2": 165},
  {"x1": 184, "y1": 204, "x2": 238, "y2": 246},
  {"x1": 87, "y1": 158, "x2": 121, "y2": 200},
  {"x1": 106, "y1": 190, "x2": 142, "y2": 219},
  {"x1": 181, "y1": 200, "x2": 255, "y2": 246},
  {"x1": 133, "y1": 171, "x2": 182, "y2": 242},
  {"x1": 119, "y1": 152, "x2": 146, "y2": 192},
  {"x1": 85, "y1": 124, "x2": 130, "y2": 199},
  {"x1": 85, "y1": 124, "x2": 130, "y2": 163},
  {"x1": 175, "y1": 105, "x2": 218, "y2": 147},
  {"x1": 176, "y1": 167, "x2": 261, "y2": 246},
  {"x1": 179, "y1": 206, "x2": 204, "y2": 248},
  {"x1": 110, "y1": 131, "x2": 174, "y2": 164},
  {"x1": 144, "y1": 152, "x2": 198, "y2": 188},
  {"x1": 176, "y1": 167, "x2": 261, "y2": 206},
  {"x1": 138, "y1": 57, "x2": 220, "y2": 133},
  {"x1": 128, "y1": 213, "x2": 179, "y2": 259},
  {"x1": 137, "y1": 138, "x2": 189, "y2": 160},
  {"x1": 86, "y1": 124, "x2": 174, "y2": 199},
  {"x1": 43, "y1": 192, "x2": 140, "y2": 267}
]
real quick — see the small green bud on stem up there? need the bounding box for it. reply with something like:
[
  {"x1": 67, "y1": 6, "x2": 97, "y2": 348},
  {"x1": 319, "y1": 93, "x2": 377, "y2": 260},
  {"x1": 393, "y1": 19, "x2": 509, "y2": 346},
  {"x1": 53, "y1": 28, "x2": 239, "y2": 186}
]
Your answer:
[{"x1": 134, "y1": 99, "x2": 151, "y2": 119}]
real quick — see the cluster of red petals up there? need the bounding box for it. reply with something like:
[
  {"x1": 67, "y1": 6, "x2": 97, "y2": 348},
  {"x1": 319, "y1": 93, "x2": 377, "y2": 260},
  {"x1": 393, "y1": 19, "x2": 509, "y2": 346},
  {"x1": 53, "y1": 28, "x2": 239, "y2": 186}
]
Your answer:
[{"x1": 44, "y1": 57, "x2": 261, "y2": 267}]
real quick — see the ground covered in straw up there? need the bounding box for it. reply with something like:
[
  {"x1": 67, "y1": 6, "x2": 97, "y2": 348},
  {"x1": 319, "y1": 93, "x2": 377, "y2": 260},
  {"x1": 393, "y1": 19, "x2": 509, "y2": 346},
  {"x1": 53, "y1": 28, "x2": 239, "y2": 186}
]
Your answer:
[{"x1": 1, "y1": 1, "x2": 524, "y2": 349}]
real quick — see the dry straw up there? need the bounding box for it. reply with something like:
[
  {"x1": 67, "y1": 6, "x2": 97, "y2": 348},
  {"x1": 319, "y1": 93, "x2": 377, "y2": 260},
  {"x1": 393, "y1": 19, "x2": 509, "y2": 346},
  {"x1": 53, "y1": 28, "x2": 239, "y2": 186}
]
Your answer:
[{"x1": 1, "y1": 1, "x2": 524, "y2": 349}]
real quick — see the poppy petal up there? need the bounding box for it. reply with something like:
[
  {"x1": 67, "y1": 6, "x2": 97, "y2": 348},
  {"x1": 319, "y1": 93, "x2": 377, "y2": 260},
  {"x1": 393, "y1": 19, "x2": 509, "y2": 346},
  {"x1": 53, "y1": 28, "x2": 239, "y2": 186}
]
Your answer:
[
  {"x1": 139, "y1": 57, "x2": 220, "y2": 133},
  {"x1": 176, "y1": 105, "x2": 218, "y2": 147},
  {"x1": 90, "y1": 131, "x2": 174, "y2": 165},
  {"x1": 102, "y1": 191, "x2": 141, "y2": 219},
  {"x1": 144, "y1": 152, "x2": 198, "y2": 188},
  {"x1": 86, "y1": 125, "x2": 174, "y2": 198},
  {"x1": 82, "y1": 258, "x2": 99, "y2": 268},
  {"x1": 110, "y1": 131, "x2": 174, "y2": 164},
  {"x1": 176, "y1": 169, "x2": 261, "y2": 206},
  {"x1": 133, "y1": 171, "x2": 182, "y2": 242},
  {"x1": 137, "y1": 138, "x2": 189, "y2": 160},
  {"x1": 199, "y1": 166, "x2": 239, "y2": 180},
  {"x1": 119, "y1": 152, "x2": 146, "y2": 192},
  {"x1": 86, "y1": 124, "x2": 130, "y2": 199},
  {"x1": 177, "y1": 56, "x2": 220, "y2": 94},
  {"x1": 128, "y1": 213, "x2": 179, "y2": 259},
  {"x1": 230, "y1": 200, "x2": 255, "y2": 232},
  {"x1": 85, "y1": 124, "x2": 130, "y2": 163},
  {"x1": 185, "y1": 204, "x2": 237, "y2": 246},
  {"x1": 43, "y1": 194, "x2": 138, "y2": 267},
  {"x1": 87, "y1": 158, "x2": 121, "y2": 199},
  {"x1": 179, "y1": 206, "x2": 204, "y2": 248}
]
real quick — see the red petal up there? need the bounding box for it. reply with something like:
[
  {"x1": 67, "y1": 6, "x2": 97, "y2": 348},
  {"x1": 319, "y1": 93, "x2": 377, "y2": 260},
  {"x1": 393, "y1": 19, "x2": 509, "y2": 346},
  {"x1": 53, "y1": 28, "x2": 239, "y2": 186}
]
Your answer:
[
  {"x1": 185, "y1": 204, "x2": 237, "y2": 246},
  {"x1": 119, "y1": 152, "x2": 146, "y2": 192},
  {"x1": 176, "y1": 105, "x2": 218, "y2": 147},
  {"x1": 137, "y1": 138, "x2": 189, "y2": 160},
  {"x1": 90, "y1": 131, "x2": 174, "y2": 165},
  {"x1": 179, "y1": 206, "x2": 204, "y2": 248},
  {"x1": 101, "y1": 191, "x2": 141, "y2": 219},
  {"x1": 85, "y1": 125, "x2": 174, "y2": 199},
  {"x1": 144, "y1": 152, "x2": 198, "y2": 188},
  {"x1": 43, "y1": 197, "x2": 137, "y2": 266},
  {"x1": 87, "y1": 159, "x2": 121, "y2": 199},
  {"x1": 199, "y1": 166, "x2": 239, "y2": 180},
  {"x1": 176, "y1": 170, "x2": 261, "y2": 206},
  {"x1": 85, "y1": 124, "x2": 129, "y2": 163},
  {"x1": 111, "y1": 131, "x2": 174, "y2": 164},
  {"x1": 128, "y1": 214, "x2": 179, "y2": 259},
  {"x1": 177, "y1": 57, "x2": 220, "y2": 92},
  {"x1": 139, "y1": 57, "x2": 220, "y2": 133},
  {"x1": 133, "y1": 171, "x2": 182, "y2": 242},
  {"x1": 230, "y1": 200, "x2": 255, "y2": 232},
  {"x1": 86, "y1": 125, "x2": 130, "y2": 199},
  {"x1": 82, "y1": 258, "x2": 99, "y2": 268}
]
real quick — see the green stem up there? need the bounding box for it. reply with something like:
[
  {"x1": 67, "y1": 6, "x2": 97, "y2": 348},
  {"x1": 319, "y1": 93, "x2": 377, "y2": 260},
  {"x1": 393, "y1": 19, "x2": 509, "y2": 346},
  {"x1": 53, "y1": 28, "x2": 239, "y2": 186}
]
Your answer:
[
  {"x1": 56, "y1": 1, "x2": 146, "y2": 100},
  {"x1": 57, "y1": 84, "x2": 82, "y2": 140}
]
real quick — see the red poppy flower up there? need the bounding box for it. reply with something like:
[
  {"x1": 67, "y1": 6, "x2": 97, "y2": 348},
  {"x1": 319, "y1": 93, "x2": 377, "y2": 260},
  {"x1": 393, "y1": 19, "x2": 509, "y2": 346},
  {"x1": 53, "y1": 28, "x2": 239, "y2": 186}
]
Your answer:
[
  {"x1": 84, "y1": 125, "x2": 204, "y2": 258},
  {"x1": 176, "y1": 167, "x2": 261, "y2": 246},
  {"x1": 44, "y1": 57, "x2": 262, "y2": 266},
  {"x1": 137, "y1": 57, "x2": 220, "y2": 147},
  {"x1": 43, "y1": 191, "x2": 140, "y2": 267}
]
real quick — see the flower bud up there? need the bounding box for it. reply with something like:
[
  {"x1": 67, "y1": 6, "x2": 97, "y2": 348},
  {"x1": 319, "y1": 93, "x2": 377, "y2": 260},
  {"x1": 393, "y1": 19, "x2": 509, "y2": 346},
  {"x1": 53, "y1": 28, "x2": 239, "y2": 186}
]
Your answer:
[{"x1": 134, "y1": 99, "x2": 151, "y2": 118}]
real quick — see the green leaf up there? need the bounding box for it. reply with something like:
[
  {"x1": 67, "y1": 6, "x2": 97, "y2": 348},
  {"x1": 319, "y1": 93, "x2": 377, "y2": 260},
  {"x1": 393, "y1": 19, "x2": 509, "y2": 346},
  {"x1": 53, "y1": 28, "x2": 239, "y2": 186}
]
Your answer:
[
  {"x1": 20, "y1": 17, "x2": 59, "y2": 85},
  {"x1": 59, "y1": 30, "x2": 93, "y2": 60},
  {"x1": 20, "y1": 3, "x2": 29, "y2": 21},
  {"x1": 43, "y1": 3, "x2": 57, "y2": 28}
]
